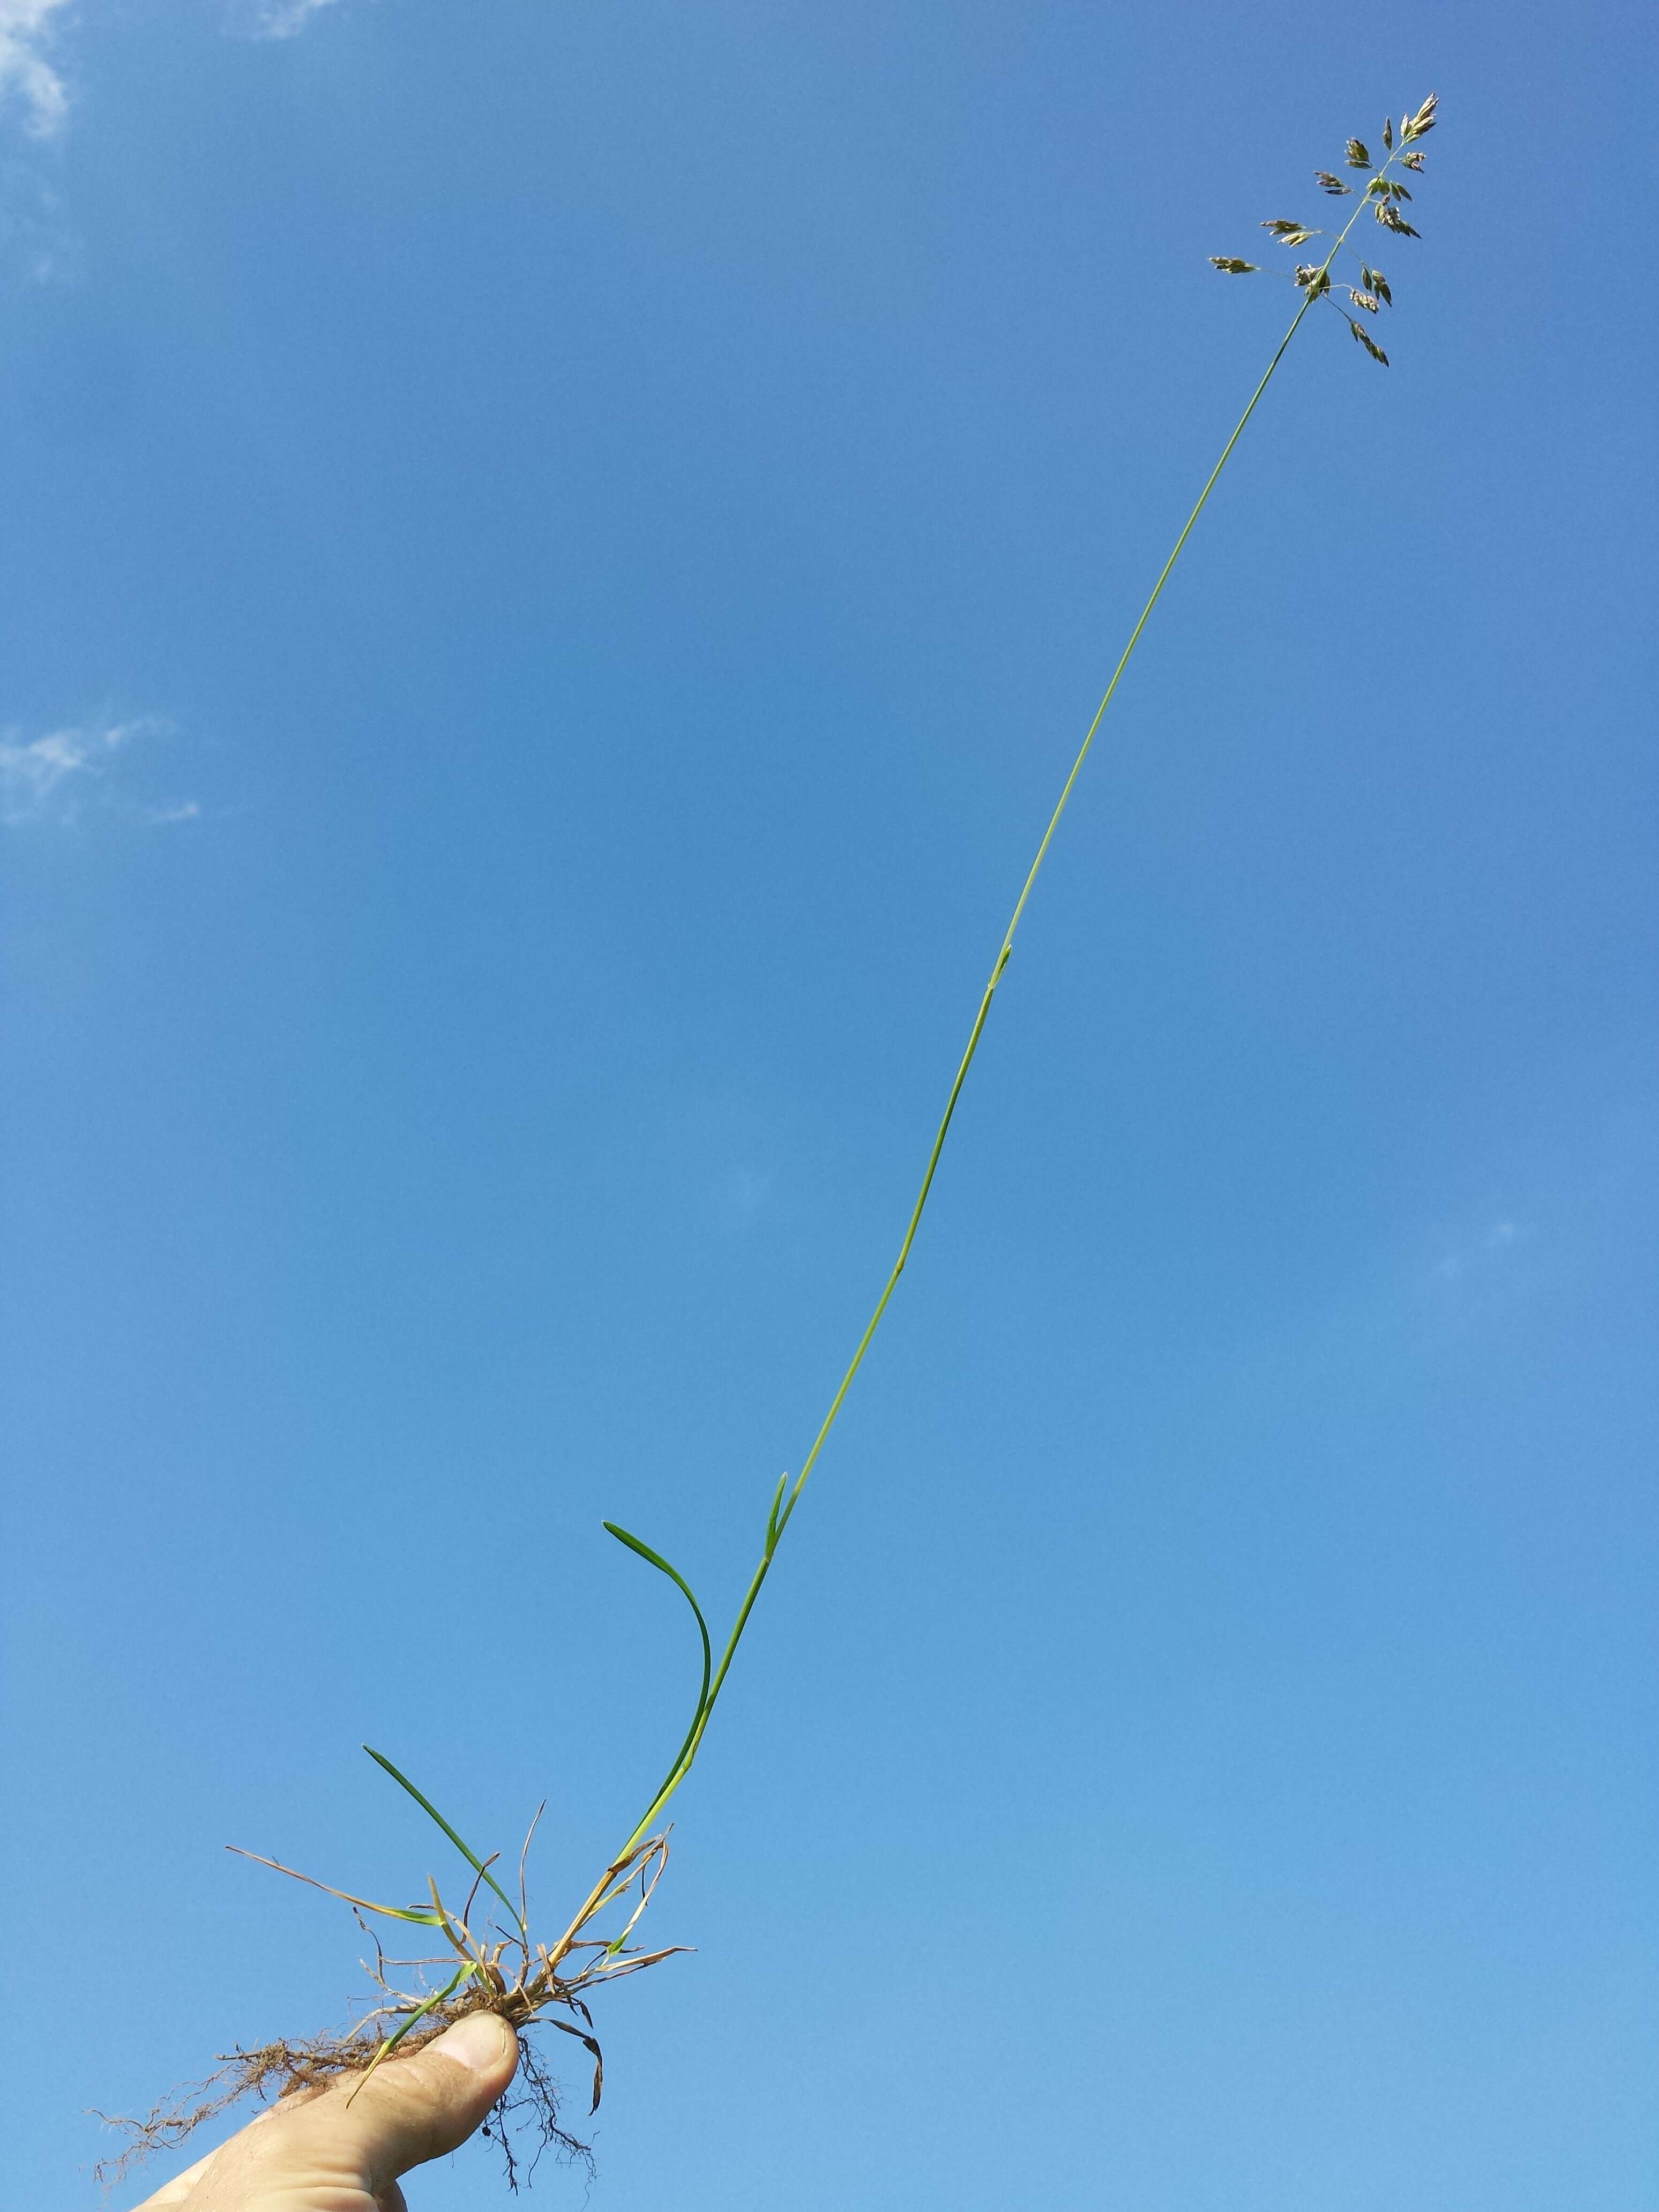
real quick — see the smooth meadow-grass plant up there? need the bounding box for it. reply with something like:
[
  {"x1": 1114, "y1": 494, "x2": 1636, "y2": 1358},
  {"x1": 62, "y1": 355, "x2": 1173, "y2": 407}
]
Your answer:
[{"x1": 101, "y1": 93, "x2": 1441, "y2": 2192}]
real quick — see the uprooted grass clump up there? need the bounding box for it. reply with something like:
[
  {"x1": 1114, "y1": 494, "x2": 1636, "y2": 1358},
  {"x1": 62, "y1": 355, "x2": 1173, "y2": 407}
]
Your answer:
[
  {"x1": 103, "y1": 93, "x2": 1441, "y2": 2197},
  {"x1": 96, "y1": 1784, "x2": 681, "y2": 2193}
]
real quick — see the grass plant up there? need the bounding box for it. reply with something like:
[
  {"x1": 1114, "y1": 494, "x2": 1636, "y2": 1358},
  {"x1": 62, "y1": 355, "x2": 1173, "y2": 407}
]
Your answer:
[{"x1": 102, "y1": 93, "x2": 1441, "y2": 2192}]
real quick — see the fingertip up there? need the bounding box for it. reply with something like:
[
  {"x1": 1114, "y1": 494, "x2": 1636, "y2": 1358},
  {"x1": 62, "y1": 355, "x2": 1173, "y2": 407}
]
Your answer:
[{"x1": 426, "y1": 2010, "x2": 518, "y2": 2085}]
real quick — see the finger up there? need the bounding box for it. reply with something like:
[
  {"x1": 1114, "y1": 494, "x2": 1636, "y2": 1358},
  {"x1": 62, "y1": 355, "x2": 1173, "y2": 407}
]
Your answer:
[
  {"x1": 132, "y1": 2148, "x2": 216, "y2": 2207},
  {"x1": 304, "y1": 2013, "x2": 519, "y2": 2195}
]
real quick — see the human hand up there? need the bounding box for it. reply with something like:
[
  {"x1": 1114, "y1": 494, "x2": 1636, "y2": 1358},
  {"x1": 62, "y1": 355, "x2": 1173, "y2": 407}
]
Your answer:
[{"x1": 131, "y1": 2013, "x2": 519, "y2": 2212}]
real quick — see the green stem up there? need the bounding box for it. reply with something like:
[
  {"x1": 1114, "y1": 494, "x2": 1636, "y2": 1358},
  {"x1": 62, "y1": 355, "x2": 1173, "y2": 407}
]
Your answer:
[{"x1": 619, "y1": 148, "x2": 1413, "y2": 1858}]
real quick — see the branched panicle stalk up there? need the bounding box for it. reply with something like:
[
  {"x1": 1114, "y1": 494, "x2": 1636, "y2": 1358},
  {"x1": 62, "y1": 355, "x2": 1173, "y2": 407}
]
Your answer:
[
  {"x1": 603, "y1": 91, "x2": 1443, "y2": 1853},
  {"x1": 112, "y1": 101, "x2": 1442, "y2": 2181}
]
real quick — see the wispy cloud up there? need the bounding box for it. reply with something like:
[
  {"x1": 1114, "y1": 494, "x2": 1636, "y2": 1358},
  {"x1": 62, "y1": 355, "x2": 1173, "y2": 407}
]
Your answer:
[
  {"x1": 0, "y1": 714, "x2": 198, "y2": 828},
  {"x1": 1431, "y1": 1218, "x2": 1527, "y2": 1284},
  {"x1": 723, "y1": 1164, "x2": 775, "y2": 1220},
  {"x1": 0, "y1": 157, "x2": 77, "y2": 280},
  {"x1": 242, "y1": 0, "x2": 348, "y2": 40},
  {"x1": 0, "y1": 0, "x2": 73, "y2": 137}
]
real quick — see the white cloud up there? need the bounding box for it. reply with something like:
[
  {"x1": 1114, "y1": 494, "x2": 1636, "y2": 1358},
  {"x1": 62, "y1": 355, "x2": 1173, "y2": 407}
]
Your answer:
[
  {"x1": 0, "y1": 0, "x2": 73, "y2": 137},
  {"x1": 1429, "y1": 1217, "x2": 1531, "y2": 1290},
  {"x1": 724, "y1": 1165, "x2": 775, "y2": 1219},
  {"x1": 0, "y1": 0, "x2": 350, "y2": 141},
  {"x1": 0, "y1": 714, "x2": 197, "y2": 828},
  {"x1": 0, "y1": 160, "x2": 78, "y2": 281},
  {"x1": 243, "y1": 0, "x2": 347, "y2": 39},
  {"x1": 0, "y1": 726, "x2": 87, "y2": 817}
]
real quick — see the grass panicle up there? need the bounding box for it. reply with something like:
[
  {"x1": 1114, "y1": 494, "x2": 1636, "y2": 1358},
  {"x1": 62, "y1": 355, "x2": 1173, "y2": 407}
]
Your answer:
[
  {"x1": 1210, "y1": 93, "x2": 1439, "y2": 368},
  {"x1": 103, "y1": 94, "x2": 1441, "y2": 2193}
]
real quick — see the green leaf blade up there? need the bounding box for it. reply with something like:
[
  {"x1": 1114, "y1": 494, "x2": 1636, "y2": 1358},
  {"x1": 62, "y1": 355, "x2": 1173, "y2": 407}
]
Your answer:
[{"x1": 362, "y1": 1746, "x2": 524, "y2": 1933}]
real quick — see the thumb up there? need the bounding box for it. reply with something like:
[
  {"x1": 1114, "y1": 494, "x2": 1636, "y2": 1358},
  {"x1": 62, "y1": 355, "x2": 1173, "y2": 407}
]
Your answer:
[
  {"x1": 333, "y1": 2012, "x2": 520, "y2": 2191},
  {"x1": 156, "y1": 2012, "x2": 520, "y2": 2211}
]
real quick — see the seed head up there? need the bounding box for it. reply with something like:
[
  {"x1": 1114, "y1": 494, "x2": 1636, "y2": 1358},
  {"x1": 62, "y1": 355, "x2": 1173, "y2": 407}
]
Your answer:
[{"x1": 1212, "y1": 95, "x2": 1438, "y2": 368}]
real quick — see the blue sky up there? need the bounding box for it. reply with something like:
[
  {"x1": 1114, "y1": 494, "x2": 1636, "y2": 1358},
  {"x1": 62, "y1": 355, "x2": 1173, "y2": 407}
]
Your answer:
[{"x1": 2, "y1": 2, "x2": 1655, "y2": 2206}]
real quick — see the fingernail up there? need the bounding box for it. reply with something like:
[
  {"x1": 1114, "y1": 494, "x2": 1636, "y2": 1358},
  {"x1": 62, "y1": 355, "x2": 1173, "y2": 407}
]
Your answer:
[{"x1": 431, "y1": 2012, "x2": 512, "y2": 2072}]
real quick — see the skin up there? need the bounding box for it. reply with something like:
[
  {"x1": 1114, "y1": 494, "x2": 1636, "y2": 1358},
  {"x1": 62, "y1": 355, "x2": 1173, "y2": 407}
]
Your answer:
[{"x1": 132, "y1": 2013, "x2": 520, "y2": 2212}]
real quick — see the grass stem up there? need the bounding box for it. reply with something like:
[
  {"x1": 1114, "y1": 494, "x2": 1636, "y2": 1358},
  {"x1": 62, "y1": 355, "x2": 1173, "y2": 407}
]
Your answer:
[{"x1": 616, "y1": 169, "x2": 1406, "y2": 1855}]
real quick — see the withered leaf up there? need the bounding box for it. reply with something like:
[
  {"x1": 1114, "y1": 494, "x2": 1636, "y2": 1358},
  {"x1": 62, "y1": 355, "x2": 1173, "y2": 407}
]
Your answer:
[
  {"x1": 1209, "y1": 257, "x2": 1259, "y2": 273},
  {"x1": 1346, "y1": 138, "x2": 1372, "y2": 168}
]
